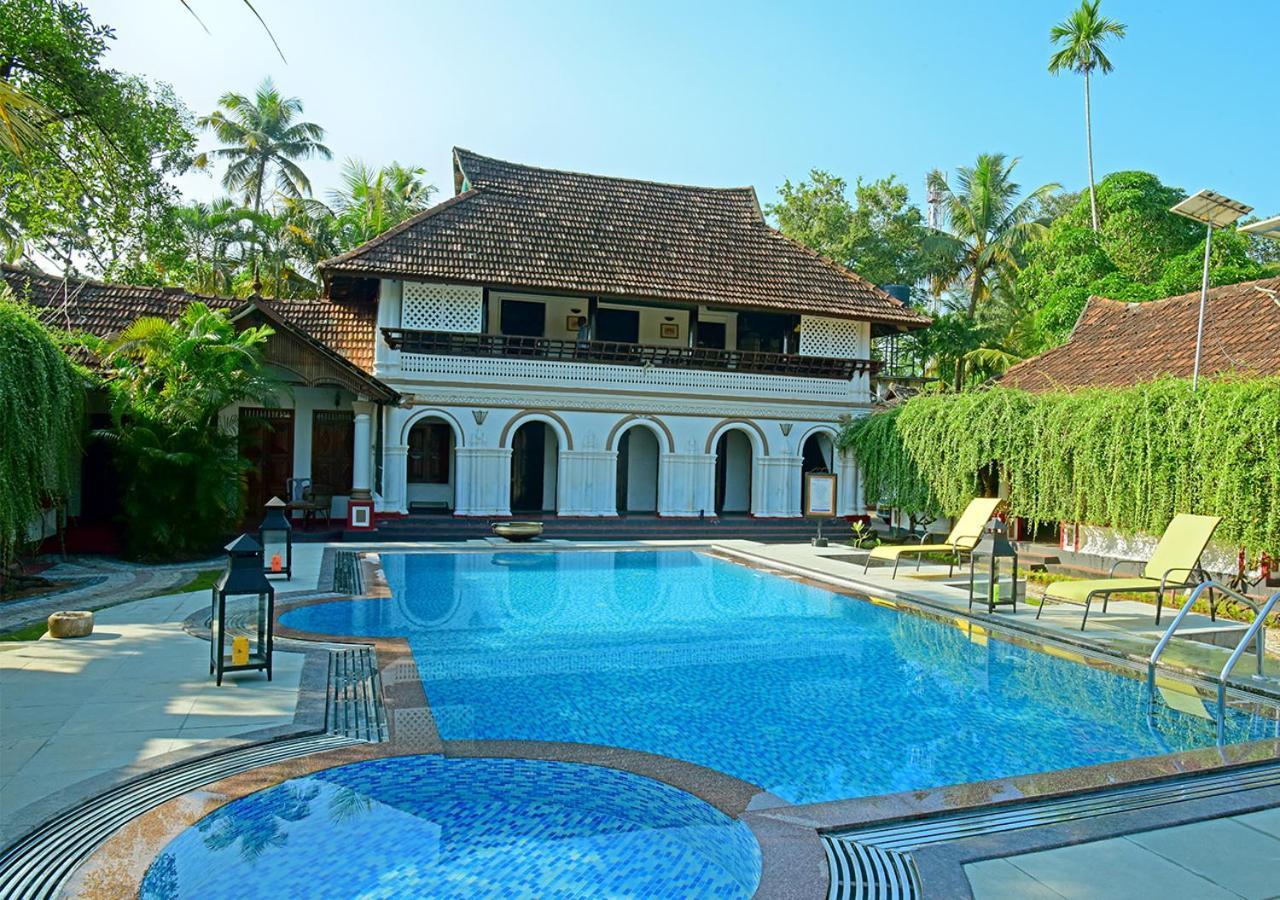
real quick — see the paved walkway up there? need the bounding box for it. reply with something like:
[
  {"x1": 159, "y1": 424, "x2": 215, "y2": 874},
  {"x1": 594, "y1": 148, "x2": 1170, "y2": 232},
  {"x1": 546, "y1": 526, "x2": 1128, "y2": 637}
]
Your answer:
[
  {"x1": 0, "y1": 555, "x2": 219, "y2": 633},
  {"x1": 967, "y1": 807, "x2": 1280, "y2": 899},
  {"x1": 0, "y1": 544, "x2": 332, "y2": 847}
]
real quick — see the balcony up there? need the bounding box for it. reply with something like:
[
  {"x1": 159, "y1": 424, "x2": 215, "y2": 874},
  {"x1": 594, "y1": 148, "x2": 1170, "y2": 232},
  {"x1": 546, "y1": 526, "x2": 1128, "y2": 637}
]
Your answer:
[{"x1": 382, "y1": 329, "x2": 878, "y2": 381}]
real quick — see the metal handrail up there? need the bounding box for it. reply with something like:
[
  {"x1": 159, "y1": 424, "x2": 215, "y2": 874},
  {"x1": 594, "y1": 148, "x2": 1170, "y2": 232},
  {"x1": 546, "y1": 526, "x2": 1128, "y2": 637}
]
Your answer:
[
  {"x1": 1146, "y1": 580, "x2": 1220, "y2": 700},
  {"x1": 1216, "y1": 590, "x2": 1280, "y2": 743}
]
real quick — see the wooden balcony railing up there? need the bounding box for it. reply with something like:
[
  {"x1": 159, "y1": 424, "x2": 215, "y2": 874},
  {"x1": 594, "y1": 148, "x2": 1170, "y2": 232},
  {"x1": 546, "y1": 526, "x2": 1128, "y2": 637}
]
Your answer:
[{"x1": 382, "y1": 329, "x2": 878, "y2": 381}]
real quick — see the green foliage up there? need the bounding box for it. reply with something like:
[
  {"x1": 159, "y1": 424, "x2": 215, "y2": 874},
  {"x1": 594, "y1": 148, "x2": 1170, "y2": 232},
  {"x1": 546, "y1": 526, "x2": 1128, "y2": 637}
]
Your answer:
[
  {"x1": 767, "y1": 170, "x2": 929, "y2": 286},
  {"x1": 839, "y1": 378, "x2": 1280, "y2": 553},
  {"x1": 0, "y1": 286, "x2": 84, "y2": 572},
  {"x1": 0, "y1": 0, "x2": 195, "y2": 268},
  {"x1": 92, "y1": 303, "x2": 276, "y2": 558},
  {"x1": 1021, "y1": 172, "x2": 1269, "y2": 346}
]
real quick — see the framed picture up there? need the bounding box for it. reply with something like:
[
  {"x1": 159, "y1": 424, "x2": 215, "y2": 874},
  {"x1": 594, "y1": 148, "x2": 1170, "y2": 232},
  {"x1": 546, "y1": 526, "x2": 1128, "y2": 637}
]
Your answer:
[
  {"x1": 659, "y1": 322, "x2": 680, "y2": 339},
  {"x1": 804, "y1": 472, "x2": 838, "y2": 517},
  {"x1": 566, "y1": 314, "x2": 587, "y2": 331}
]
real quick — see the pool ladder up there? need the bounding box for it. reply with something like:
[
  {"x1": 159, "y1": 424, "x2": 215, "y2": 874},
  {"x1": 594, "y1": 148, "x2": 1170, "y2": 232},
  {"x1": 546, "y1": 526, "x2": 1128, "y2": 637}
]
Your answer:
[{"x1": 1147, "y1": 580, "x2": 1280, "y2": 743}]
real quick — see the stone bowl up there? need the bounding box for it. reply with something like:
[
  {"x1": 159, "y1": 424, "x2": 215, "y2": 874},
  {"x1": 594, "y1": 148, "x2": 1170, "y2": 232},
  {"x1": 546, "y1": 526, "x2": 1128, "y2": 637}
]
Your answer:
[
  {"x1": 47, "y1": 610, "x2": 94, "y2": 639},
  {"x1": 491, "y1": 521, "x2": 544, "y2": 542}
]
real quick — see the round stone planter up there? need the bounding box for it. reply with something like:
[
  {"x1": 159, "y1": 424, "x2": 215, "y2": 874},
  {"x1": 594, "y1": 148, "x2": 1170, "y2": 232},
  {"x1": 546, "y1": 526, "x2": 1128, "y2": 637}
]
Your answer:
[{"x1": 47, "y1": 610, "x2": 94, "y2": 639}]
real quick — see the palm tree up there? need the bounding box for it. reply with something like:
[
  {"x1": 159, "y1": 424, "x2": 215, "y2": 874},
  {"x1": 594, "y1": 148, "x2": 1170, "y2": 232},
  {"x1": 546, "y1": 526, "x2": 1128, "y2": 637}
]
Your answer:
[
  {"x1": 927, "y1": 154, "x2": 1059, "y2": 317},
  {"x1": 927, "y1": 155, "x2": 1058, "y2": 389},
  {"x1": 329, "y1": 158, "x2": 435, "y2": 247},
  {"x1": 173, "y1": 198, "x2": 248, "y2": 294},
  {"x1": 1049, "y1": 0, "x2": 1127, "y2": 232},
  {"x1": 198, "y1": 79, "x2": 331, "y2": 278}
]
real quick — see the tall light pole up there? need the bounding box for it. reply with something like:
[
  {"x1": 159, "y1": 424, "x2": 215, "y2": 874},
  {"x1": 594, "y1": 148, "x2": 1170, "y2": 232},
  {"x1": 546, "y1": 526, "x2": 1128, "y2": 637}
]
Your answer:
[{"x1": 1170, "y1": 190, "x2": 1252, "y2": 389}]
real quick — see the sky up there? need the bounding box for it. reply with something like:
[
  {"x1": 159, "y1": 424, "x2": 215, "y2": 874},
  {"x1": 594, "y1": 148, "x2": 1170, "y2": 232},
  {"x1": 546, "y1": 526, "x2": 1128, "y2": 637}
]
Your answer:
[{"x1": 88, "y1": 0, "x2": 1280, "y2": 219}]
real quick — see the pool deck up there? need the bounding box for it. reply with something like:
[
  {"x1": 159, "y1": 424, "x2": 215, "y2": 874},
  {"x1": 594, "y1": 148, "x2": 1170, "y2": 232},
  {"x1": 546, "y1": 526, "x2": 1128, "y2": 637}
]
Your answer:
[{"x1": 3, "y1": 538, "x2": 1278, "y2": 899}]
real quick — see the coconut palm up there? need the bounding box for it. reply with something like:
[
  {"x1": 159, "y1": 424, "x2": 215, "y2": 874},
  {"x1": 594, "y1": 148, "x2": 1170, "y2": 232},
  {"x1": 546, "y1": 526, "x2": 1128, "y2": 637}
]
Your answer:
[
  {"x1": 172, "y1": 198, "x2": 248, "y2": 294},
  {"x1": 198, "y1": 79, "x2": 331, "y2": 275},
  {"x1": 926, "y1": 154, "x2": 1059, "y2": 317},
  {"x1": 1049, "y1": 0, "x2": 1127, "y2": 232},
  {"x1": 329, "y1": 158, "x2": 435, "y2": 246}
]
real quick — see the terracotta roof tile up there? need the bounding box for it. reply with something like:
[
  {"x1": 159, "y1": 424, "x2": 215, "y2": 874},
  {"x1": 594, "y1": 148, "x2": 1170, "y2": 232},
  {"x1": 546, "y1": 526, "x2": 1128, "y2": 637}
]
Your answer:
[
  {"x1": 2, "y1": 265, "x2": 377, "y2": 374},
  {"x1": 999, "y1": 276, "x2": 1280, "y2": 392},
  {"x1": 321, "y1": 148, "x2": 930, "y2": 327}
]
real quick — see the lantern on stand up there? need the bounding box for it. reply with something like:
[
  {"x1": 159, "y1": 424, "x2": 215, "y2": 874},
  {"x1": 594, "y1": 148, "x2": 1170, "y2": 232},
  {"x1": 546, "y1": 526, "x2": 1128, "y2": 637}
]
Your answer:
[
  {"x1": 259, "y1": 496, "x2": 292, "y2": 580},
  {"x1": 211, "y1": 534, "x2": 275, "y2": 686},
  {"x1": 968, "y1": 518, "x2": 1020, "y2": 614}
]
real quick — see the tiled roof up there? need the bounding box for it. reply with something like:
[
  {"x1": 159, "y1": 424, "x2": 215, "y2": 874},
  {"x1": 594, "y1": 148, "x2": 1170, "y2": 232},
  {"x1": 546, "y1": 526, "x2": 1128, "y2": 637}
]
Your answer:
[
  {"x1": 320, "y1": 148, "x2": 929, "y2": 327},
  {"x1": 1, "y1": 265, "x2": 378, "y2": 375},
  {"x1": 999, "y1": 276, "x2": 1280, "y2": 393}
]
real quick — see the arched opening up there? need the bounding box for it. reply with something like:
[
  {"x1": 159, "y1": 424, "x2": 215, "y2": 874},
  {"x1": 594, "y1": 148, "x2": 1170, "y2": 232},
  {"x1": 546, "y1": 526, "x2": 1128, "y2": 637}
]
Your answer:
[
  {"x1": 801, "y1": 431, "x2": 836, "y2": 513},
  {"x1": 511, "y1": 421, "x2": 559, "y2": 513},
  {"x1": 714, "y1": 430, "x2": 753, "y2": 515},
  {"x1": 616, "y1": 426, "x2": 660, "y2": 515},
  {"x1": 406, "y1": 417, "x2": 457, "y2": 512}
]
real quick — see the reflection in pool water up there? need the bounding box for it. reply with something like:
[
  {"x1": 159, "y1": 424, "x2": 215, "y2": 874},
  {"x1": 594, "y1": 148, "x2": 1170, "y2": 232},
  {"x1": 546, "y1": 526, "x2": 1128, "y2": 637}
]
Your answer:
[
  {"x1": 142, "y1": 756, "x2": 761, "y2": 899},
  {"x1": 282, "y1": 550, "x2": 1276, "y2": 804}
]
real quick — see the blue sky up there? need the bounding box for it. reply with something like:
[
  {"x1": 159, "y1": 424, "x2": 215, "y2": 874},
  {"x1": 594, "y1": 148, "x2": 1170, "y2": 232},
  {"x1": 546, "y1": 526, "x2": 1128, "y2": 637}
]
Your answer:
[{"x1": 90, "y1": 0, "x2": 1279, "y2": 219}]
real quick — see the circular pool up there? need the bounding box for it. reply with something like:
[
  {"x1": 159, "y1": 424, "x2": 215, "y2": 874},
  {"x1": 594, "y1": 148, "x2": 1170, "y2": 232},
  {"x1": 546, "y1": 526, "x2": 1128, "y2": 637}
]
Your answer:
[{"x1": 141, "y1": 756, "x2": 761, "y2": 899}]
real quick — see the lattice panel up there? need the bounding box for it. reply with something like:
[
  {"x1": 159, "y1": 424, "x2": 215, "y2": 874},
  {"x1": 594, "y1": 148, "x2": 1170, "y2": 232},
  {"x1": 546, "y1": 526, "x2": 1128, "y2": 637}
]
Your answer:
[
  {"x1": 799, "y1": 315, "x2": 863, "y2": 359},
  {"x1": 401, "y1": 281, "x2": 483, "y2": 333},
  {"x1": 399, "y1": 354, "x2": 860, "y2": 400}
]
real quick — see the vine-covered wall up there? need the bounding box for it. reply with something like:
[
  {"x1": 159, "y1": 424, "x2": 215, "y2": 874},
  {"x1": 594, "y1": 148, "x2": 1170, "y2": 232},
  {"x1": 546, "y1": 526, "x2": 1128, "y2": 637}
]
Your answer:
[
  {"x1": 838, "y1": 377, "x2": 1280, "y2": 553},
  {"x1": 0, "y1": 292, "x2": 85, "y2": 572}
]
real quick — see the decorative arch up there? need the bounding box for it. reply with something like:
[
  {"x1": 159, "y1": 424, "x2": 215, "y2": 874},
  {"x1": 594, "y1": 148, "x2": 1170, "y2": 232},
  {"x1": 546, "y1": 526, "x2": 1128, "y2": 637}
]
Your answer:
[
  {"x1": 796, "y1": 424, "x2": 840, "y2": 460},
  {"x1": 704, "y1": 418, "x2": 769, "y2": 456},
  {"x1": 606, "y1": 415, "x2": 676, "y2": 453},
  {"x1": 399, "y1": 408, "x2": 467, "y2": 447},
  {"x1": 499, "y1": 409, "x2": 574, "y2": 451}
]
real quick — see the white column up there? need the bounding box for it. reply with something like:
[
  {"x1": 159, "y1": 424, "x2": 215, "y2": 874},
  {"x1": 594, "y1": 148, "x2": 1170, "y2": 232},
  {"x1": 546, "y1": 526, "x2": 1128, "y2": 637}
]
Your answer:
[
  {"x1": 374, "y1": 280, "x2": 403, "y2": 379},
  {"x1": 351, "y1": 402, "x2": 374, "y2": 500},
  {"x1": 756, "y1": 455, "x2": 803, "y2": 517},
  {"x1": 655, "y1": 452, "x2": 717, "y2": 517},
  {"x1": 454, "y1": 447, "x2": 511, "y2": 516},
  {"x1": 558, "y1": 450, "x2": 617, "y2": 516},
  {"x1": 383, "y1": 445, "x2": 409, "y2": 514}
]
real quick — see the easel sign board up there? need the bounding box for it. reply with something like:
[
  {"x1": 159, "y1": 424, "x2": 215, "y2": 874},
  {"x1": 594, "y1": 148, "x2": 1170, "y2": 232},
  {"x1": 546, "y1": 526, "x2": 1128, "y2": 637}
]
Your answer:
[{"x1": 804, "y1": 473, "x2": 837, "y2": 517}]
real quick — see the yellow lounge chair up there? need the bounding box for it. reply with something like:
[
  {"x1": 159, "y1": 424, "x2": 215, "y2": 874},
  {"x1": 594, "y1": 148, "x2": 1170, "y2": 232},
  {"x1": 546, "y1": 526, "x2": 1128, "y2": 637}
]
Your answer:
[
  {"x1": 863, "y1": 497, "x2": 1003, "y2": 578},
  {"x1": 1036, "y1": 513, "x2": 1221, "y2": 630}
]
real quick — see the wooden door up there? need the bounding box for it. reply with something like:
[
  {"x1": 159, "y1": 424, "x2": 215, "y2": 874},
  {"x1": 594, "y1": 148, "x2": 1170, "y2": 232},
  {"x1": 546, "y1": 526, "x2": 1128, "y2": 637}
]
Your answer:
[{"x1": 239, "y1": 408, "x2": 294, "y2": 518}]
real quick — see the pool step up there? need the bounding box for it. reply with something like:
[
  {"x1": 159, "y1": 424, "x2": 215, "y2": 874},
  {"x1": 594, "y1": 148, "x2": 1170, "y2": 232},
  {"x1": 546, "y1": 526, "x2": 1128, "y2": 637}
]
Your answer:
[
  {"x1": 821, "y1": 761, "x2": 1280, "y2": 900},
  {"x1": 328, "y1": 648, "x2": 387, "y2": 742}
]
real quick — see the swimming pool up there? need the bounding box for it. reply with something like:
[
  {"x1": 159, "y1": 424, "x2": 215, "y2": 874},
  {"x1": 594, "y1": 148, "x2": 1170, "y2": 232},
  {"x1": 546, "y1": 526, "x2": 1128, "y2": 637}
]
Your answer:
[
  {"x1": 281, "y1": 550, "x2": 1268, "y2": 804},
  {"x1": 141, "y1": 756, "x2": 760, "y2": 899}
]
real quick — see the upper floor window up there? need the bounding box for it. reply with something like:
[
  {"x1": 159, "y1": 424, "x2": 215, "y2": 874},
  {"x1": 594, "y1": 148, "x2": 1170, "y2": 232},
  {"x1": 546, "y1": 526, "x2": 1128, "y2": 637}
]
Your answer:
[
  {"x1": 501, "y1": 299, "x2": 545, "y2": 337},
  {"x1": 595, "y1": 307, "x2": 640, "y2": 343}
]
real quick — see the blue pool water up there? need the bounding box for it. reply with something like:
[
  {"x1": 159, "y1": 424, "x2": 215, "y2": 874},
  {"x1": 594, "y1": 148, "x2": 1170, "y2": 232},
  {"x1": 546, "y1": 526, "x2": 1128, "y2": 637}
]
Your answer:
[
  {"x1": 142, "y1": 756, "x2": 760, "y2": 899},
  {"x1": 282, "y1": 550, "x2": 1268, "y2": 804}
]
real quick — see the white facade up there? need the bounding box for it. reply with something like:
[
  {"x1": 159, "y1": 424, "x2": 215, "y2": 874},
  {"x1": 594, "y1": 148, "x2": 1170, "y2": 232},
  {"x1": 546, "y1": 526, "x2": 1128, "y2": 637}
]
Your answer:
[{"x1": 372, "y1": 279, "x2": 872, "y2": 519}]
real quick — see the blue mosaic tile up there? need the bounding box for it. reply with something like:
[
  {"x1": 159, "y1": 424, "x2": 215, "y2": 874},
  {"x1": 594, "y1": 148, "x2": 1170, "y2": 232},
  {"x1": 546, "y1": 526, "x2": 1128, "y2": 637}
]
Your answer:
[
  {"x1": 142, "y1": 756, "x2": 760, "y2": 899},
  {"x1": 282, "y1": 551, "x2": 1275, "y2": 804}
]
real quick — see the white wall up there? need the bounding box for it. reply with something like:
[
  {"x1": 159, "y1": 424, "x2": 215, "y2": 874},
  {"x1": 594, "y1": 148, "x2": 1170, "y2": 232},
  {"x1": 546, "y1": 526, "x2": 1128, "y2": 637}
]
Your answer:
[
  {"x1": 542, "y1": 423, "x2": 560, "y2": 511},
  {"x1": 719, "y1": 430, "x2": 753, "y2": 512},
  {"x1": 624, "y1": 427, "x2": 660, "y2": 512}
]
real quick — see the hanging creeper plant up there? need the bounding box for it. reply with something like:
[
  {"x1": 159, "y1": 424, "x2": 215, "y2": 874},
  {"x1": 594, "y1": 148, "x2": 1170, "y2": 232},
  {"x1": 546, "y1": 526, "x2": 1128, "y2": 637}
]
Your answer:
[
  {"x1": 0, "y1": 287, "x2": 85, "y2": 577},
  {"x1": 838, "y1": 377, "x2": 1280, "y2": 554}
]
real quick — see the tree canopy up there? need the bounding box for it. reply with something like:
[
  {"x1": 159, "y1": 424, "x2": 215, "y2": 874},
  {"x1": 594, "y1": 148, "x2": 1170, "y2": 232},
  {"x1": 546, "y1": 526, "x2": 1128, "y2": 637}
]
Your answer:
[{"x1": 0, "y1": 0, "x2": 195, "y2": 271}]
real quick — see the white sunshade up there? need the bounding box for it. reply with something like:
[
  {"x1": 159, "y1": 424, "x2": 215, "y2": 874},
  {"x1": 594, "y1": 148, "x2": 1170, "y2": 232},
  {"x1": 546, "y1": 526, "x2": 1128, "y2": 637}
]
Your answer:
[
  {"x1": 1241, "y1": 215, "x2": 1280, "y2": 241},
  {"x1": 1171, "y1": 189, "x2": 1253, "y2": 227}
]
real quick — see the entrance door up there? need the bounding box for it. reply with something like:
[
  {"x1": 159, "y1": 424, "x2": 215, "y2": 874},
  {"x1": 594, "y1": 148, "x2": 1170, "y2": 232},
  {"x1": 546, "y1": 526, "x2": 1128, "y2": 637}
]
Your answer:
[
  {"x1": 239, "y1": 408, "x2": 294, "y2": 518},
  {"x1": 714, "y1": 430, "x2": 752, "y2": 514},
  {"x1": 510, "y1": 422, "x2": 546, "y2": 513}
]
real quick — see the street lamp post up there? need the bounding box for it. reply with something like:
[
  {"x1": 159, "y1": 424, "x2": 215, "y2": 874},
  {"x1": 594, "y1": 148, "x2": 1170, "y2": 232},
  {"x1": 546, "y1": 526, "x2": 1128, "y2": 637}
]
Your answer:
[{"x1": 1169, "y1": 190, "x2": 1253, "y2": 389}]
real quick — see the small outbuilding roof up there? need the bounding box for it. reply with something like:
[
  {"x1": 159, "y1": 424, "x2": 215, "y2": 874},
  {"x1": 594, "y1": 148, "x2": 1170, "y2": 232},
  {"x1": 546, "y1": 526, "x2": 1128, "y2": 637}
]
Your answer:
[
  {"x1": 321, "y1": 148, "x2": 930, "y2": 328},
  {"x1": 1, "y1": 264, "x2": 389, "y2": 396},
  {"x1": 999, "y1": 276, "x2": 1280, "y2": 393}
]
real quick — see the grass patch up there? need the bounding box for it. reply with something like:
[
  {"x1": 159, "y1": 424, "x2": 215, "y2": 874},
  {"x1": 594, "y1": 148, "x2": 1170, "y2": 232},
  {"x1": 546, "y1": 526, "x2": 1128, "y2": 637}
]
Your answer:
[
  {"x1": 0, "y1": 620, "x2": 48, "y2": 642},
  {"x1": 139, "y1": 568, "x2": 222, "y2": 600}
]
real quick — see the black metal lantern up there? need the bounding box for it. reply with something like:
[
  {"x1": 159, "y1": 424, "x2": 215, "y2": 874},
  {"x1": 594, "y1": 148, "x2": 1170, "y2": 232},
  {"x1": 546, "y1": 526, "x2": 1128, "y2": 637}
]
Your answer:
[
  {"x1": 968, "y1": 518, "x2": 1020, "y2": 614},
  {"x1": 211, "y1": 534, "x2": 275, "y2": 686},
  {"x1": 259, "y1": 496, "x2": 292, "y2": 580}
]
